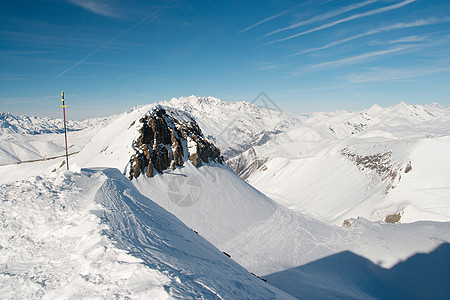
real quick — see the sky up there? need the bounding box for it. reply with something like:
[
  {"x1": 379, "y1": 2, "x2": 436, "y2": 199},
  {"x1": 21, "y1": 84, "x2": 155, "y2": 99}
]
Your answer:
[{"x1": 1, "y1": 0, "x2": 449, "y2": 120}]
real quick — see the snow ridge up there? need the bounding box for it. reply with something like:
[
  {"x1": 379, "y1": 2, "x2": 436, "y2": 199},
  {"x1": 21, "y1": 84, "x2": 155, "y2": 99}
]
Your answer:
[{"x1": 0, "y1": 168, "x2": 288, "y2": 299}]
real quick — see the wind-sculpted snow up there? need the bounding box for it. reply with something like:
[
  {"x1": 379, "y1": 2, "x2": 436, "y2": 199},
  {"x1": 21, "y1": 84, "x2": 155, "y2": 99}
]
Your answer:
[
  {"x1": 0, "y1": 168, "x2": 290, "y2": 299},
  {"x1": 94, "y1": 168, "x2": 288, "y2": 299},
  {"x1": 0, "y1": 170, "x2": 173, "y2": 298}
]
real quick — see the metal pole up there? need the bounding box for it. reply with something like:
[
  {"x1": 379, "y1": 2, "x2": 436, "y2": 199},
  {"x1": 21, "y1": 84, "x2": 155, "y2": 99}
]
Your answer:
[{"x1": 61, "y1": 91, "x2": 69, "y2": 170}]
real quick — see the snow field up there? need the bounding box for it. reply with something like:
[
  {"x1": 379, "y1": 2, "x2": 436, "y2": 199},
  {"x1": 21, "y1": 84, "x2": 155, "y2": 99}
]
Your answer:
[{"x1": 0, "y1": 170, "x2": 172, "y2": 299}]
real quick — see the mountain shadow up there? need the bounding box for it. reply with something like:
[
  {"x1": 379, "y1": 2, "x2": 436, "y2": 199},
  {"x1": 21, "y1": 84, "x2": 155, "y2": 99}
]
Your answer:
[{"x1": 265, "y1": 243, "x2": 450, "y2": 300}]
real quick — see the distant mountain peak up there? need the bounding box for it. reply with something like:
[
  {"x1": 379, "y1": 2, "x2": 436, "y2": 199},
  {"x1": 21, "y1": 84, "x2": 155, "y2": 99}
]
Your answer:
[
  {"x1": 169, "y1": 95, "x2": 225, "y2": 106},
  {"x1": 129, "y1": 106, "x2": 223, "y2": 179},
  {"x1": 367, "y1": 104, "x2": 383, "y2": 114},
  {"x1": 0, "y1": 112, "x2": 116, "y2": 135}
]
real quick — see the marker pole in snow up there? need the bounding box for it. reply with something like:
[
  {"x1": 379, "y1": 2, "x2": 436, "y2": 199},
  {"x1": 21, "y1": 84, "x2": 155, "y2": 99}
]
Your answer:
[{"x1": 60, "y1": 91, "x2": 69, "y2": 170}]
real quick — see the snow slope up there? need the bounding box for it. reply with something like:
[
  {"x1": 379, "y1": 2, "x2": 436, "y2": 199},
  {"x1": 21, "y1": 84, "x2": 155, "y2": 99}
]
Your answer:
[
  {"x1": 245, "y1": 126, "x2": 450, "y2": 225},
  {"x1": 67, "y1": 101, "x2": 450, "y2": 298},
  {"x1": 69, "y1": 102, "x2": 278, "y2": 246},
  {"x1": 211, "y1": 100, "x2": 450, "y2": 225},
  {"x1": 0, "y1": 168, "x2": 289, "y2": 299}
]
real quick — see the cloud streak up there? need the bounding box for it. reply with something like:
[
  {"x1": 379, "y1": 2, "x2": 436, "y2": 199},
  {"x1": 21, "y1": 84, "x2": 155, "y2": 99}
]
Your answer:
[
  {"x1": 288, "y1": 17, "x2": 449, "y2": 56},
  {"x1": 264, "y1": 0, "x2": 378, "y2": 37},
  {"x1": 369, "y1": 35, "x2": 427, "y2": 45},
  {"x1": 66, "y1": 0, "x2": 124, "y2": 19},
  {"x1": 345, "y1": 66, "x2": 450, "y2": 83},
  {"x1": 55, "y1": 5, "x2": 168, "y2": 78},
  {"x1": 311, "y1": 46, "x2": 408, "y2": 69},
  {"x1": 267, "y1": 0, "x2": 417, "y2": 45},
  {"x1": 240, "y1": 11, "x2": 287, "y2": 33}
]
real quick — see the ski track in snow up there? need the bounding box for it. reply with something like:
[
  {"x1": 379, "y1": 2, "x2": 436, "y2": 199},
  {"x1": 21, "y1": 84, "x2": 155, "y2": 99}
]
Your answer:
[
  {"x1": 0, "y1": 168, "x2": 289, "y2": 299},
  {"x1": 0, "y1": 170, "x2": 173, "y2": 299}
]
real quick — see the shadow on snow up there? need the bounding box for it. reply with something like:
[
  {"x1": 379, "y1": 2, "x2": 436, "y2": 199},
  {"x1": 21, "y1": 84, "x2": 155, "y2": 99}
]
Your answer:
[{"x1": 266, "y1": 243, "x2": 450, "y2": 300}]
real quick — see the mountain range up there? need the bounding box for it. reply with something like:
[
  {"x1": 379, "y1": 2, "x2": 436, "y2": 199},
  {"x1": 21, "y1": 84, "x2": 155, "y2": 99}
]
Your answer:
[{"x1": 1, "y1": 96, "x2": 449, "y2": 299}]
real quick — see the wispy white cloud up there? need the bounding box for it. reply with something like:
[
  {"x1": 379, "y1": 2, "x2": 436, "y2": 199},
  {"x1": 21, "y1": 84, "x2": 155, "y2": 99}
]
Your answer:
[
  {"x1": 240, "y1": 11, "x2": 288, "y2": 33},
  {"x1": 114, "y1": 73, "x2": 135, "y2": 80},
  {"x1": 288, "y1": 17, "x2": 449, "y2": 56},
  {"x1": 267, "y1": 0, "x2": 417, "y2": 45},
  {"x1": 264, "y1": 0, "x2": 378, "y2": 37},
  {"x1": 0, "y1": 73, "x2": 27, "y2": 81},
  {"x1": 55, "y1": 5, "x2": 168, "y2": 78},
  {"x1": 84, "y1": 62, "x2": 195, "y2": 72},
  {"x1": 66, "y1": 0, "x2": 124, "y2": 19},
  {"x1": 248, "y1": 62, "x2": 283, "y2": 73},
  {"x1": 345, "y1": 66, "x2": 450, "y2": 83},
  {"x1": 311, "y1": 46, "x2": 408, "y2": 69},
  {"x1": 369, "y1": 35, "x2": 427, "y2": 45}
]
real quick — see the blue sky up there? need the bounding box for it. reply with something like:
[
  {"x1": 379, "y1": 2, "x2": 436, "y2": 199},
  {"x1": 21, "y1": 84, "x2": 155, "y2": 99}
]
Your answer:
[{"x1": 1, "y1": 0, "x2": 449, "y2": 120}]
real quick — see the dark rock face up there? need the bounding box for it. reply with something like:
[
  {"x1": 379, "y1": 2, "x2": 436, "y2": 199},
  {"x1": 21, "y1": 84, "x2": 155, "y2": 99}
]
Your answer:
[
  {"x1": 385, "y1": 213, "x2": 401, "y2": 223},
  {"x1": 129, "y1": 106, "x2": 223, "y2": 179},
  {"x1": 340, "y1": 148, "x2": 412, "y2": 194},
  {"x1": 227, "y1": 147, "x2": 268, "y2": 180}
]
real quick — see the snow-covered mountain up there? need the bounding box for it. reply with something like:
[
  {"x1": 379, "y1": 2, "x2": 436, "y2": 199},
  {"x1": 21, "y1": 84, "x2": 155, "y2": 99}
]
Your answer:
[
  {"x1": 225, "y1": 101, "x2": 450, "y2": 225},
  {"x1": 1, "y1": 97, "x2": 449, "y2": 299},
  {"x1": 0, "y1": 113, "x2": 117, "y2": 166},
  {"x1": 0, "y1": 112, "x2": 115, "y2": 135},
  {"x1": 70, "y1": 99, "x2": 450, "y2": 298},
  {"x1": 126, "y1": 96, "x2": 450, "y2": 225}
]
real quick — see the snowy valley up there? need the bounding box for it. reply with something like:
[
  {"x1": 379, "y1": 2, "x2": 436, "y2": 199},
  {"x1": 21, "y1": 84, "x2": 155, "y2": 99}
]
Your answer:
[{"x1": 1, "y1": 96, "x2": 449, "y2": 299}]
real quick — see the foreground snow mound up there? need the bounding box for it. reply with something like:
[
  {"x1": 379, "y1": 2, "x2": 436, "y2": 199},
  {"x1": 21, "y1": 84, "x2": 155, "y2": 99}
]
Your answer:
[{"x1": 0, "y1": 169, "x2": 289, "y2": 299}]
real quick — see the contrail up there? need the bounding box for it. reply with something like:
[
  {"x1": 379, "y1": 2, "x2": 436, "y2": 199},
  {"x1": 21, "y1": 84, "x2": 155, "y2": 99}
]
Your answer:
[
  {"x1": 55, "y1": 4, "x2": 167, "y2": 78},
  {"x1": 263, "y1": 0, "x2": 378, "y2": 38},
  {"x1": 287, "y1": 17, "x2": 449, "y2": 57},
  {"x1": 239, "y1": 11, "x2": 287, "y2": 34},
  {"x1": 267, "y1": 0, "x2": 416, "y2": 45}
]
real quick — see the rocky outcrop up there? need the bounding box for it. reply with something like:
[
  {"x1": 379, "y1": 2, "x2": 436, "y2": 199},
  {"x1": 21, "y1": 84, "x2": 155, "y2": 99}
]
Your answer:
[
  {"x1": 227, "y1": 147, "x2": 268, "y2": 180},
  {"x1": 385, "y1": 213, "x2": 401, "y2": 223},
  {"x1": 340, "y1": 148, "x2": 413, "y2": 194},
  {"x1": 129, "y1": 106, "x2": 223, "y2": 179}
]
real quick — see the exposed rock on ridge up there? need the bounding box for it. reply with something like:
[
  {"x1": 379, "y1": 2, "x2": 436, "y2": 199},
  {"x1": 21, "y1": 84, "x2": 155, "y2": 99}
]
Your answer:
[
  {"x1": 227, "y1": 147, "x2": 268, "y2": 180},
  {"x1": 340, "y1": 148, "x2": 412, "y2": 193},
  {"x1": 129, "y1": 106, "x2": 223, "y2": 179}
]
